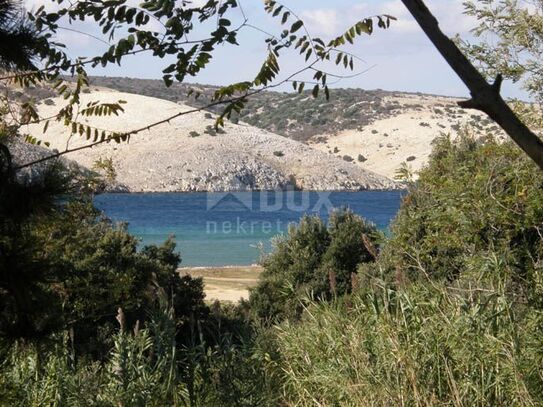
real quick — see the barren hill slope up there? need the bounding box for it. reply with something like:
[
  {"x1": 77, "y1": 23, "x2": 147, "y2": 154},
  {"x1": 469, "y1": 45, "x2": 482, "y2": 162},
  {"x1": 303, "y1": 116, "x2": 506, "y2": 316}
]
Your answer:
[
  {"x1": 307, "y1": 93, "x2": 507, "y2": 178},
  {"x1": 81, "y1": 76, "x2": 507, "y2": 179},
  {"x1": 24, "y1": 89, "x2": 395, "y2": 192}
]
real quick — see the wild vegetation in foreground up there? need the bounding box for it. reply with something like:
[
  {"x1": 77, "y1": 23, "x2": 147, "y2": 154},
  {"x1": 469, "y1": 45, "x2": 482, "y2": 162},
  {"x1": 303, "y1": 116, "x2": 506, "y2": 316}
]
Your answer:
[
  {"x1": 1, "y1": 130, "x2": 542, "y2": 405},
  {"x1": 2, "y1": 0, "x2": 543, "y2": 403}
]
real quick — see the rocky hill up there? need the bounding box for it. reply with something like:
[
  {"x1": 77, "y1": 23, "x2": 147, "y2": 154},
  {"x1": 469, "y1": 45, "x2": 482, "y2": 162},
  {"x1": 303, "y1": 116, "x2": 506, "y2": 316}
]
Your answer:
[
  {"x1": 15, "y1": 75, "x2": 509, "y2": 181},
  {"x1": 23, "y1": 90, "x2": 395, "y2": 192},
  {"x1": 79, "y1": 76, "x2": 505, "y2": 179}
]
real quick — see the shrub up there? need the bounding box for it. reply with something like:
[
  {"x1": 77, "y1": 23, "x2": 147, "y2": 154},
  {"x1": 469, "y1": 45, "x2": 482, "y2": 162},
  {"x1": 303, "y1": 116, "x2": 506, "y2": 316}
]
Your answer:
[
  {"x1": 31, "y1": 201, "x2": 207, "y2": 357},
  {"x1": 357, "y1": 154, "x2": 367, "y2": 162},
  {"x1": 273, "y1": 151, "x2": 284, "y2": 157},
  {"x1": 250, "y1": 209, "x2": 382, "y2": 322},
  {"x1": 381, "y1": 131, "x2": 543, "y2": 301},
  {"x1": 0, "y1": 301, "x2": 281, "y2": 406},
  {"x1": 0, "y1": 157, "x2": 207, "y2": 354},
  {"x1": 189, "y1": 130, "x2": 200, "y2": 137},
  {"x1": 93, "y1": 156, "x2": 116, "y2": 182},
  {"x1": 268, "y1": 127, "x2": 543, "y2": 406},
  {"x1": 342, "y1": 155, "x2": 353, "y2": 162}
]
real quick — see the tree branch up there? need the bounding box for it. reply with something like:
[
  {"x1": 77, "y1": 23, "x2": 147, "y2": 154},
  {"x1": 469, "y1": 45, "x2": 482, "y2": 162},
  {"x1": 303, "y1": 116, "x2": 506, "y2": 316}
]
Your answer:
[
  {"x1": 401, "y1": 0, "x2": 543, "y2": 170},
  {"x1": 13, "y1": 61, "x2": 321, "y2": 171}
]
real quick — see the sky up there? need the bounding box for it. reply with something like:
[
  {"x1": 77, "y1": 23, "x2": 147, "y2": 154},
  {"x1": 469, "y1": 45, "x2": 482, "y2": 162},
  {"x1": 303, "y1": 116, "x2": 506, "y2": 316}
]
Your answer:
[{"x1": 24, "y1": 0, "x2": 530, "y2": 100}]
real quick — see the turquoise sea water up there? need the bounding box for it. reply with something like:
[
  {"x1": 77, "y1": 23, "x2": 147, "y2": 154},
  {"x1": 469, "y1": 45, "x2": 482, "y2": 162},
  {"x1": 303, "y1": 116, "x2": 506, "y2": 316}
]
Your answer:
[{"x1": 94, "y1": 191, "x2": 404, "y2": 267}]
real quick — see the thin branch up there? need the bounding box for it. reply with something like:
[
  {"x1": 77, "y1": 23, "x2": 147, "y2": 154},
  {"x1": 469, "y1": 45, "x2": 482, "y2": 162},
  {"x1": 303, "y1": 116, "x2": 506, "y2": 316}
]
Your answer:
[
  {"x1": 57, "y1": 26, "x2": 111, "y2": 45},
  {"x1": 308, "y1": 65, "x2": 376, "y2": 80},
  {"x1": 0, "y1": 48, "x2": 150, "y2": 82},
  {"x1": 0, "y1": 20, "x2": 250, "y2": 82},
  {"x1": 14, "y1": 60, "x2": 320, "y2": 170}
]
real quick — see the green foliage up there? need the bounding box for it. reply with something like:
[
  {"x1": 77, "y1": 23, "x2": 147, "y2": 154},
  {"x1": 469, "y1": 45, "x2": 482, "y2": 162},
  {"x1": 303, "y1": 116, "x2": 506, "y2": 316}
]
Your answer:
[
  {"x1": 250, "y1": 210, "x2": 382, "y2": 322},
  {"x1": 0, "y1": 0, "x2": 49, "y2": 71},
  {"x1": 462, "y1": 0, "x2": 543, "y2": 102},
  {"x1": 0, "y1": 154, "x2": 207, "y2": 353},
  {"x1": 381, "y1": 131, "x2": 543, "y2": 304},
  {"x1": 92, "y1": 156, "x2": 116, "y2": 183},
  {"x1": 37, "y1": 202, "x2": 209, "y2": 357},
  {"x1": 0, "y1": 298, "x2": 281, "y2": 406},
  {"x1": 0, "y1": 161, "x2": 75, "y2": 340},
  {"x1": 4, "y1": 0, "x2": 395, "y2": 152},
  {"x1": 268, "y1": 130, "x2": 543, "y2": 405},
  {"x1": 322, "y1": 210, "x2": 379, "y2": 293},
  {"x1": 0, "y1": 304, "x2": 185, "y2": 406},
  {"x1": 274, "y1": 278, "x2": 543, "y2": 406}
]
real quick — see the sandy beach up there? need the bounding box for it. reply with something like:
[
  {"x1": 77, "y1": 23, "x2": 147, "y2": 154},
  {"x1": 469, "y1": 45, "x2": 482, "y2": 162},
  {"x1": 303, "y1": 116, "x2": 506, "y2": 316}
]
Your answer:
[{"x1": 179, "y1": 265, "x2": 263, "y2": 302}]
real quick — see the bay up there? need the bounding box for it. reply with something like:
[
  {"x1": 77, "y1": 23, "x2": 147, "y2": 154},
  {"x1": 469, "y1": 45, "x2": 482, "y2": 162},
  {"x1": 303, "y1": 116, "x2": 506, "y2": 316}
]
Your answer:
[{"x1": 94, "y1": 191, "x2": 404, "y2": 267}]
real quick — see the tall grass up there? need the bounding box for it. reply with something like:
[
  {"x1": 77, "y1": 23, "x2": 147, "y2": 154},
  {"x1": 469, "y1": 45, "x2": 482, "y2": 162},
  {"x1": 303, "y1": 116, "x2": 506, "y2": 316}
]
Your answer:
[
  {"x1": 0, "y1": 302, "x2": 280, "y2": 406},
  {"x1": 0, "y1": 304, "x2": 189, "y2": 406},
  {"x1": 275, "y1": 274, "x2": 543, "y2": 406}
]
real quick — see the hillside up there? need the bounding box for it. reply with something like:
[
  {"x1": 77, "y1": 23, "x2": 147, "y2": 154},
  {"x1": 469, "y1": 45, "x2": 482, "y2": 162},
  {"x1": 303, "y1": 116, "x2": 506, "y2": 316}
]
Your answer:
[
  {"x1": 23, "y1": 89, "x2": 394, "y2": 192},
  {"x1": 80, "y1": 76, "x2": 504, "y2": 178}
]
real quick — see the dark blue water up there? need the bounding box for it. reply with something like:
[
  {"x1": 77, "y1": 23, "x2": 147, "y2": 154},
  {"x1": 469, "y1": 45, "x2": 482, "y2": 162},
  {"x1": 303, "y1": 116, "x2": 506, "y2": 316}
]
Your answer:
[{"x1": 94, "y1": 191, "x2": 403, "y2": 266}]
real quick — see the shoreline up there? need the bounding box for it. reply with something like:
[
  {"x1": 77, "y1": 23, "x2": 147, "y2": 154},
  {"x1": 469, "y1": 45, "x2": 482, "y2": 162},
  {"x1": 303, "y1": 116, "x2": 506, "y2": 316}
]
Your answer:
[
  {"x1": 98, "y1": 187, "x2": 407, "y2": 195},
  {"x1": 179, "y1": 264, "x2": 261, "y2": 271}
]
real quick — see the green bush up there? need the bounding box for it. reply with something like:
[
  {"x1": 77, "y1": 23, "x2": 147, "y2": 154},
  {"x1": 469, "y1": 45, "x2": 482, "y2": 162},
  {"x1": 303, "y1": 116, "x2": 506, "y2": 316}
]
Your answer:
[
  {"x1": 381, "y1": 132, "x2": 543, "y2": 303},
  {"x1": 0, "y1": 298, "x2": 281, "y2": 406},
  {"x1": 0, "y1": 155, "x2": 207, "y2": 355},
  {"x1": 270, "y1": 129, "x2": 543, "y2": 405},
  {"x1": 24, "y1": 200, "x2": 208, "y2": 358},
  {"x1": 0, "y1": 167, "x2": 276, "y2": 404},
  {"x1": 250, "y1": 210, "x2": 382, "y2": 323}
]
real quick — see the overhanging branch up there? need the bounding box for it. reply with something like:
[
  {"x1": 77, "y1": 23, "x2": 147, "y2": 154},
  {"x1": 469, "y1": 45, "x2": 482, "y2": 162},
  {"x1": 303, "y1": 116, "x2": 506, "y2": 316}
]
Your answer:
[{"x1": 400, "y1": 0, "x2": 543, "y2": 171}]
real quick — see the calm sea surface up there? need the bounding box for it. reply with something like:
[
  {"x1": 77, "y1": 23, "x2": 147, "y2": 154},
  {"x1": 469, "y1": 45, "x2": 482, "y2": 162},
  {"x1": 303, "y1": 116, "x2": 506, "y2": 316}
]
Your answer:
[{"x1": 94, "y1": 191, "x2": 404, "y2": 267}]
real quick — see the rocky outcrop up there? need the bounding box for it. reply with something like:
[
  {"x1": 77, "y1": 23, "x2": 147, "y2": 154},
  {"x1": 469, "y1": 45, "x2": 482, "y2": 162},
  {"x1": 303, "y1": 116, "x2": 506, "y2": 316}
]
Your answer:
[
  {"x1": 6, "y1": 138, "x2": 66, "y2": 185},
  {"x1": 24, "y1": 90, "x2": 397, "y2": 192}
]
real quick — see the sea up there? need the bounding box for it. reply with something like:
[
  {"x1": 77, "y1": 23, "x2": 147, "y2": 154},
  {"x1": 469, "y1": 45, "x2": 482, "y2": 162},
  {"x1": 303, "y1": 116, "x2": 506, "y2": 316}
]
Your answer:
[{"x1": 94, "y1": 190, "x2": 404, "y2": 267}]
